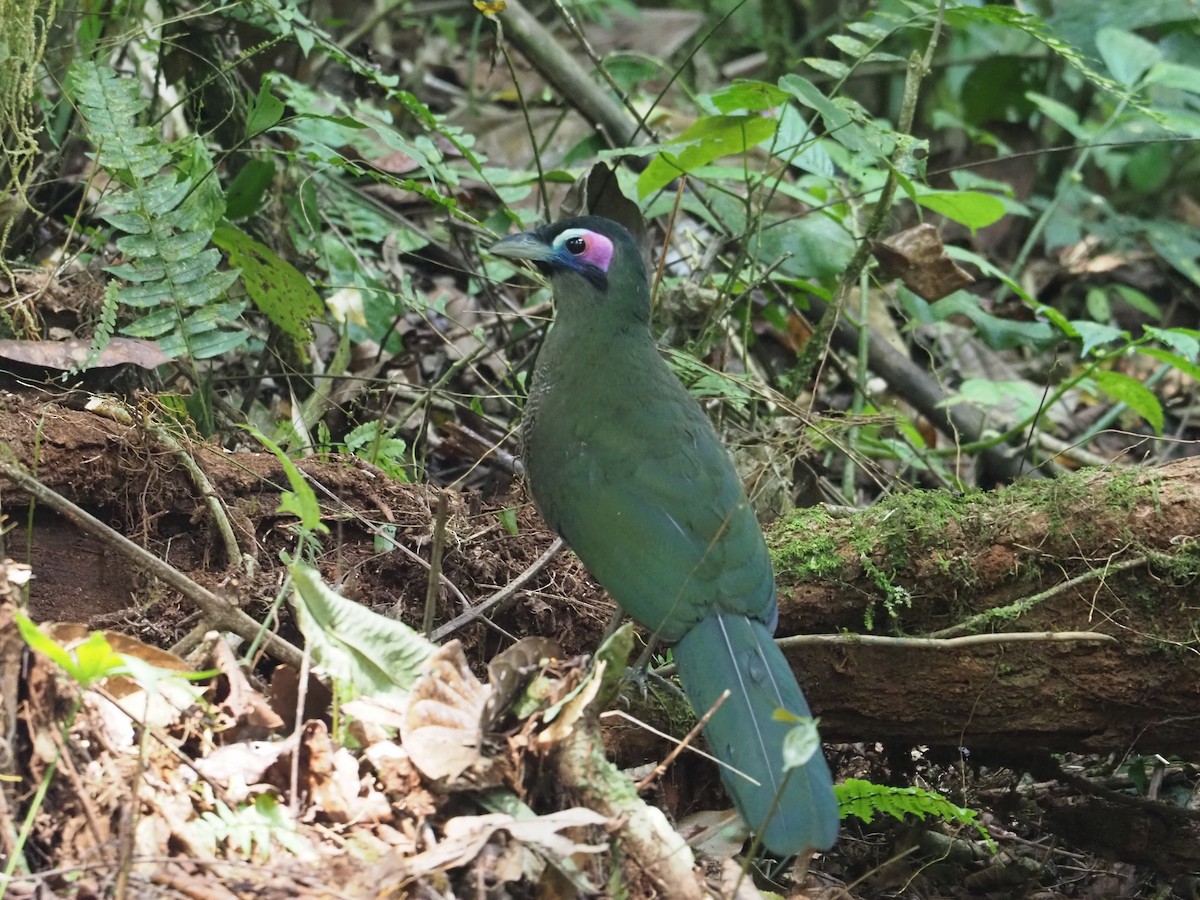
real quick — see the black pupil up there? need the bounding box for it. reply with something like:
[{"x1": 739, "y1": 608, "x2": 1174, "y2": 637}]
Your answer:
[{"x1": 565, "y1": 236, "x2": 587, "y2": 255}]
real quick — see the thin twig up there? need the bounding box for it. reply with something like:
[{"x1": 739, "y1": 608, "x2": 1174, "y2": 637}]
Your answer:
[
  {"x1": 600, "y1": 706, "x2": 751, "y2": 780},
  {"x1": 423, "y1": 493, "x2": 449, "y2": 637},
  {"x1": 431, "y1": 537, "x2": 564, "y2": 642},
  {"x1": 930, "y1": 557, "x2": 1147, "y2": 639},
  {"x1": 636, "y1": 689, "x2": 732, "y2": 792},
  {"x1": 779, "y1": 630, "x2": 1119, "y2": 650}
]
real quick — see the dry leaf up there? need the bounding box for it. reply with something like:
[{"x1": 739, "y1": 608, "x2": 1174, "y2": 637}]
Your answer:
[
  {"x1": 873, "y1": 223, "x2": 974, "y2": 300},
  {"x1": 401, "y1": 640, "x2": 493, "y2": 782},
  {"x1": 0, "y1": 336, "x2": 170, "y2": 371}
]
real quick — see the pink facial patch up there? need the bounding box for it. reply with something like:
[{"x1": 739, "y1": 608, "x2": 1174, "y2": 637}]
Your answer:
[{"x1": 557, "y1": 229, "x2": 614, "y2": 273}]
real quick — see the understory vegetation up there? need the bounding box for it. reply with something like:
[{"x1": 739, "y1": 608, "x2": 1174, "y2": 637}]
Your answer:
[{"x1": 1, "y1": 0, "x2": 1198, "y2": 896}]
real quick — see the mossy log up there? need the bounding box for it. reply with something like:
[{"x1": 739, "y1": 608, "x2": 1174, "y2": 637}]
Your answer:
[{"x1": 766, "y1": 458, "x2": 1200, "y2": 757}]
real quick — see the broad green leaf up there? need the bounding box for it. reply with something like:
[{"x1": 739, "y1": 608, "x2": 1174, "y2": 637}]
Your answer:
[
  {"x1": 16, "y1": 614, "x2": 80, "y2": 678},
  {"x1": 1092, "y1": 370, "x2": 1164, "y2": 434},
  {"x1": 1145, "y1": 60, "x2": 1200, "y2": 94},
  {"x1": 804, "y1": 57, "x2": 851, "y2": 79},
  {"x1": 708, "y1": 81, "x2": 788, "y2": 113},
  {"x1": 1096, "y1": 28, "x2": 1160, "y2": 87},
  {"x1": 1136, "y1": 346, "x2": 1200, "y2": 381},
  {"x1": 1145, "y1": 221, "x2": 1200, "y2": 288},
  {"x1": 1071, "y1": 321, "x2": 1127, "y2": 357},
  {"x1": 290, "y1": 562, "x2": 433, "y2": 701},
  {"x1": 1086, "y1": 287, "x2": 1112, "y2": 323},
  {"x1": 928, "y1": 294, "x2": 1058, "y2": 350},
  {"x1": 212, "y1": 224, "x2": 324, "y2": 342},
  {"x1": 225, "y1": 159, "x2": 277, "y2": 221},
  {"x1": 637, "y1": 114, "x2": 777, "y2": 197},
  {"x1": 1026, "y1": 92, "x2": 1085, "y2": 138},
  {"x1": 779, "y1": 74, "x2": 870, "y2": 153},
  {"x1": 1144, "y1": 325, "x2": 1200, "y2": 360},
  {"x1": 749, "y1": 214, "x2": 856, "y2": 281},
  {"x1": 247, "y1": 79, "x2": 286, "y2": 138},
  {"x1": 828, "y1": 34, "x2": 870, "y2": 57},
  {"x1": 16, "y1": 615, "x2": 128, "y2": 688},
  {"x1": 916, "y1": 191, "x2": 1005, "y2": 231},
  {"x1": 954, "y1": 379, "x2": 1045, "y2": 425},
  {"x1": 1113, "y1": 285, "x2": 1162, "y2": 321}
]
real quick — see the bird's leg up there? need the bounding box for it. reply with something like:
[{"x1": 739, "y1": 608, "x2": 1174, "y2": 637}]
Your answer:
[{"x1": 631, "y1": 633, "x2": 660, "y2": 672}]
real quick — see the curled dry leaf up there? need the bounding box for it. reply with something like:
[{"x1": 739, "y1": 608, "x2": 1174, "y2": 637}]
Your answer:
[
  {"x1": 374, "y1": 809, "x2": 609, "y2": 886},
  {"x1": 300, "y1": 720, "x2": 391, "y2": 824},
  {"x1": 872, "y1": 223, "x2": 974, "y2": 301},
  {"x1": 192, "y1": 736, "x2": 295, "y2": 804},
  {"x1": 484, "y1": 635, "x2": 562, "y2": 727},
  {"x1": 207, "y1": 633, "x2": 284, "y2": 740},
  {"x1": 401, "y1": 640, "x2": 493, "y2": 783}
]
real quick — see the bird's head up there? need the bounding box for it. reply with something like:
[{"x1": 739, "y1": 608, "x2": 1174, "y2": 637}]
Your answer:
[{"x1": 490, "y1": 216, "x2": 649, "y2": 322}]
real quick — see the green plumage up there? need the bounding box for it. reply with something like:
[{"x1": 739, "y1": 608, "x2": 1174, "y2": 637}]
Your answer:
[{"x1": 492, "y1": 216, "x2": 838, "y2": 856}]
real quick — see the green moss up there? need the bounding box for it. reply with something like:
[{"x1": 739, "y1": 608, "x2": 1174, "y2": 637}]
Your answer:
[{"x1": 768, "y1": 508, "x2": 848, "y2": 582}]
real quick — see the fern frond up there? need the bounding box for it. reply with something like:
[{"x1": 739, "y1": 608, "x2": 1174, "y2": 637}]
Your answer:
[
  {"x1": 70, "y1": 61, "x2": 246, "y2": 360},
  {"x1": 837, "y1": 777, "x2": 994, "y2": 845}
]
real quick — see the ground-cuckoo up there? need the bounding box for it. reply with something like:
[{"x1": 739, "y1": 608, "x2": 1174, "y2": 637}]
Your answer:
[{"x1": 491, "y1": 216, "x2": 839, "y2": 857}]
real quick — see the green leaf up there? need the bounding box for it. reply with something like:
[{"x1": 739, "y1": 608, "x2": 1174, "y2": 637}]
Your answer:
[
  {"x1": 828, "y1": 34, "x2": 870, "y2": 57},
  {"x1": 1145, "y1": 60, "x2": 1200, "y2": 94},
  {"x1": 637, "y1": 114, "x2": 778, "y2": 197},
  {"x1": 245, "y1": 427, "x2": 329, "y2": 535},
  {"x1": 498, "y1": 507, "x2": 519, "y2": 536},
  {"x1": 954, "y1": 379, "x2": 1046, "y2": 424},
  {"x1": 749, "y1": 214, "x2": 856, "y2": 280},
  {"x1": 779, "y1": 716, "x2": 821, "y2": 769},
  {"x1": 1095, "y1": 27, "x2": 1161, "y2": 87},
  {"x1": 916, "y1": 191, "x2": 1006, "y2": 231},
  {"x1": 212, "y1": 223, "x2": 324, "y2": 342},
  {"x1": 708, "y1": 81, "x2": 787, "y2": 113},
  {"x1": 1144, "y1": 325, "x2": 1200, "y2": 361},
  {"x1": 1113, "y1": 285, "x2": 1161, "y2": 322},
  {"x1": 247, "y1": 79, "x2": 285, "y2": 138},
  {"x1": 1092, "y1": 370, "x2": 1164, "y2": 434},
  {"x1": 16, "y1": 614, "x2": 79, "y2": 677},
  {"x1": 1025, "y1": 92, "x2": 1085, "y2": 138},
  {"x1": 1071, "y1": 321, "x2": 1127, "y2": 357},
  {"x1": 1136, "y1": 346, "x2": 1200, "y2": 381},
  {"x1": 928, "y1": 294, "x2": 1058, "y2": 350},
  {"x1": 290, "y1": 562, "x2": 434, "y2": 701},
  {"x1": 16, "y1": 615, "x2": 128, "y2": 688},
  {"x1": 225, "y1": 159, "x2": 277, "y2": 221},
  {"x1": 803, "y1": 57, "x2": 851, "y2": 79}
]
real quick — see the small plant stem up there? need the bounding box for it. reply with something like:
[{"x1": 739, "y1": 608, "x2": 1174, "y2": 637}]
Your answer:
[
  {"x1": 799, "y1": 0, "x2": 948, "y2": 389},
  {"x1": 423, "y1": 492, "x2": 450, "y2": 637}
]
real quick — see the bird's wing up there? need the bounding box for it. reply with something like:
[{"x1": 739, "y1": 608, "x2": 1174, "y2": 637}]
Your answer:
[{"x1": 531, "y1": 409, "x2": 776, "y2": 642}]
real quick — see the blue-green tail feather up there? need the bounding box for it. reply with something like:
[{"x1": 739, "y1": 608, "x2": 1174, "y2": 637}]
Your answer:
[{"x1": 674, "y1": 614, "x2": 839, "y2": 856}]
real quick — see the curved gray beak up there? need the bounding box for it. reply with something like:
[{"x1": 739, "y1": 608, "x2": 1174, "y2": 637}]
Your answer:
[{"x1": 490, "y1": 232, "x2": 554, "y2": 262}]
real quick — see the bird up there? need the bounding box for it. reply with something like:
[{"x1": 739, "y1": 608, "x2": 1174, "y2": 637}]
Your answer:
[{"x1": 491, "y1": 215, "x2": 839, "y2": 858}]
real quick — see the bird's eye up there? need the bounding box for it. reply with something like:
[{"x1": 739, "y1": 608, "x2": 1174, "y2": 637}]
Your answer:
[{"x1": 564, "y1": 235, "x2": 587, "y2": 255}]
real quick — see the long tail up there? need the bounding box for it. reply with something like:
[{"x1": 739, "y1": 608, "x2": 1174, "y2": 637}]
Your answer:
[{"x1": 674, "y1": 613, "x2": 839, "y2": 856}]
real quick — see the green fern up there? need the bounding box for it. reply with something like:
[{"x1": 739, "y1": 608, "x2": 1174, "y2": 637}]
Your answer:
[
  {"x1": 837, "y1": 777, "x2": 993, "y2": 845},
  {"x1": 70, "y1": 61, "x2": 245, "y2": 359},
  {"x1": 76, "y1": 280, "x2": 121, "y2": 372}
]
